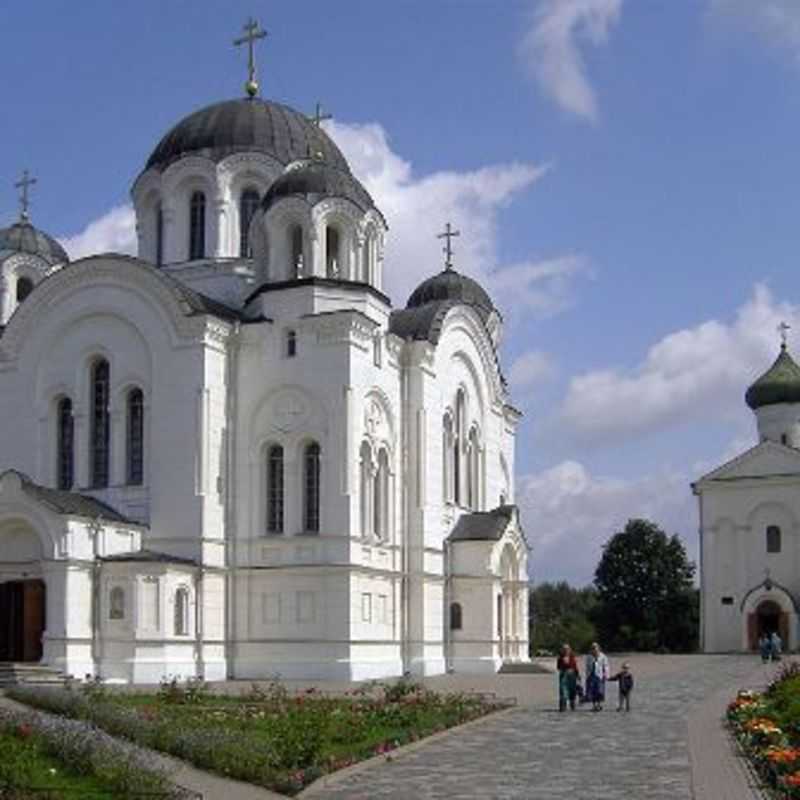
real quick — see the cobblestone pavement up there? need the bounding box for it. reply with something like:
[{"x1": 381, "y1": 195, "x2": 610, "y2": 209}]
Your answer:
[{"x1": 308, "y1": 655, "x2": 772, "y2": 800}]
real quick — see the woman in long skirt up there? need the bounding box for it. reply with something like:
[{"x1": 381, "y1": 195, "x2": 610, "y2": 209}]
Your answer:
[
  {"x1": 585, "y1": 642, "x2": 609, "y2": 711},
  {"x1": 556, "y1": 643, "x2": 580, "y2": 711}
]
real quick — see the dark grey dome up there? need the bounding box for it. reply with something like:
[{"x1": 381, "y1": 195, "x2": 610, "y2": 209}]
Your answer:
[
  {"x1": 0, "y1": 219, "x2": 69, "y2": 266},
  {"x1": 261, "y1": 159, "x2": 375, "y2": 213},
  {"x1": 406, "y1": 268, "x2": 494, "y2": 316},
  {"x1": 146, "y1": 98, "x2": 349, "y2": 172},
  {"x1": 745, "y1": 345, "x2": 800, "y2": 409}
]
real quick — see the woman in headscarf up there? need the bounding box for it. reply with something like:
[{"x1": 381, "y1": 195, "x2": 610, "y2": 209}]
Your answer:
[{"x1": 556, "y1": 643, "x2": 580, "y2": 711}]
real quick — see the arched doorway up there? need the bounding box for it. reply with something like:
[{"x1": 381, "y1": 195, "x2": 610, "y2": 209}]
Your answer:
[
  {"x1": 749, "y1": 599, "x2": 789, "y2": 651},
  {"x1": 0, "y1": 520, "x2": 46, "y2": 663}
]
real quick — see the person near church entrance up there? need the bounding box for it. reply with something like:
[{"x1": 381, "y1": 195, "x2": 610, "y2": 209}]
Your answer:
[
  {"x1": 585, "y1": 642, "x2": 610, "y2": 711},
  {"x1": 770, "y1": 631, "x2": 783, "y2": 661},
  {"x1": 608, "y1": 662, "x2": 634, "y2": 712},
  {"x1": 556, "y1": 643, "x2": 581, "y2": 712},
  {"x1": 759, "y1": 633, "x2": 772, "y2": 663}
]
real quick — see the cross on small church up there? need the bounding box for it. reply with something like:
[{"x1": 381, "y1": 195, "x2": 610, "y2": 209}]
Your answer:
[
  {"x1": 778, "y1": 321, "x2": 791, "y2": 349},
  {"x1": 233, "y1": 17, "x2": 268, "y2": 97},
  {"x1": 437, "y1": 222, "x2": 460, "y2": 271},
  {"x1": 308, "y1": 102, "x2": 332, "y2": 128},
  {"x1": 14, "y1": 169, "x2": 37, "y2": 221}
]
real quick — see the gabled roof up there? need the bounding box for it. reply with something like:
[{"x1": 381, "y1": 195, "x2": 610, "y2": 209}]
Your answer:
[
  {"x1": 2, "y1": 469, "x2": 136, "y2": 523},
  {"x1": 692, "y1": 440, "x2": 800, "y2": 489},
  {"x1": 448, "y1": 504, "x2": 517, "y2": 542}
]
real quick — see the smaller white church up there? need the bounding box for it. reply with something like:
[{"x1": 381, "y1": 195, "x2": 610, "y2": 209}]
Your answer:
[
  {"x1": 0, "y1": 22, "x2": 529, "y2": 683},
  {"x1": 694, "y1": 334, "x2": 800, "y2": 653}
]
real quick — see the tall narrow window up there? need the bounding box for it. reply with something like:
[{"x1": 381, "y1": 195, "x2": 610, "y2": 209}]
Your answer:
[
  {"x1": 286, "y1": 329, "x2": 297, "y2": 358},
  {"x1": 450, "y1": 602, "x2": 463, "y2": 631},
  {"x1": 443, "y1": 414, "x2": 454, "y2": 503},
  {"x1": 155, "y1": 204, "x2": 164, "y2": 266},
  {"x1": 304, "y1": 442, "x2": 321, "y2": 532},
  {"x1": 126, "y1": 388, "x2": 144, "y2": 485},
  {"x1": 90, "y1": 359, "x2": 110, "y2": 488},
  {"x1": 290, "y1": 225, "x2": 304, "y2": 276},
  {"x1": 767, "y1": 525, "x2": 782, "y2": 554},
  {"x1": 239, "y1": 188, "x2": 260, "y2": 257},
  {"x1": 189, "y1": 191, "x2": 206, "y2": 260},
  {"x1": 374, "y1": 449, "x2": 389, "y2": 540},
  {"x1": 360, "y1": 441, "x2": 373, "y2": 537},
  {"x1": 467, "y1": 428, "x2": 480, "y2": 511},
  {"x1": 267, "y1": 445, "x2": 284, "y2": 533},
  {"x1": 326, "y1": 226, "x2": 340, "y2": 277},
  {"x1": 16, "y1": 277, "x2": 33, "y2": 303},
  {"x1": 174, "y1": 587, "x2": 189, "y2": 635},
  {"x1": 57, "y1": 397, "x2": 74, "y2": 490},
  {"x1": 109, "y1": 586, "x2": 125, "y2": 620},
  {"x1": 454, "y1": 391, "x2": 465, "y2": 506}
]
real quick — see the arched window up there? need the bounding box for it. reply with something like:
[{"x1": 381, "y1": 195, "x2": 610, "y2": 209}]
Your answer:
[
  {"x1": 360, "y1": 441, "x2": 373, "y2": 537},
  {"x1": 450, "y1": 602, "x2": 463, "y2": 631},
  {"x1": 155, "y1": 204, "x2": 164, "y2": 266},
  {"x1": 443, "y1": 414, "x2": 454, "y2": 503},
  {"x1": 467, "y1": 427, "x2": 480, "y2": 510},
  {"x1": 126, "y1": 388, "x2": 144, "y2": 485},
  {"x1": 290, "y1": 225, "x2": 304, "y2": 276},
  {"x1": 239, "y1": 188, "x2": 260, "y2": 257},
  {"x1": 326, "y1": 226, "x2": 340, "y2": 277},
  {"x1": 16, "y1": 277, "x2": 33, "y2": 303},
  {"x1": 56, "y1": 397, "x2": 74, "y2": 491},
  {"x1": 189, "y1": 191, "x2": 206, "y2": 260},
  {"x1": 266, "y1": 445, "x2": 284, "y2": 534},
  {"x1": 374, "y1": 450, "x2": 390, "y2": 540},
  {"x1": 174, "y1": 587, "x2": 190, "y2": 635},
  {"x1": 109, "y1": 586, "x2": 125, "y2": 620},
  {"x1": 304, "y1": 442, "x2": 321, "y2": 533},
  {"x1": 767, "y1": 525, "x2": 782, "y2": 554},
  {"x1": 286, "y1": 329, "x2": 297, "y2": 358},
  {"x1": 90, "y1": 359, "x2": 110, "y2": 488},
  {"x1": 454, "y1": 390, "x2": 466, "y2": 506}
]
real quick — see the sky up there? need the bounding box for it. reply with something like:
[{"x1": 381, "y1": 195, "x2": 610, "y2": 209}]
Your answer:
[{"x1": 4, "y1": 0, "x2": 800, "y2": 585}]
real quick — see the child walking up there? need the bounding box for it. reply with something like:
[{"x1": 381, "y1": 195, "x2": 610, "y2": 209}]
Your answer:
[{"x1": 608, "y1": 661, "x2": 634, "y2": 712}]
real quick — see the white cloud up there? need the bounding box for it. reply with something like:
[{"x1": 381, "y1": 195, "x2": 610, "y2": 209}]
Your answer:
[
  {"x1": 519, "y1": 459, "x2": 695, "y2": 584},
  {"x1": 710, "y1": 0, "x2": 800, "y2": 60},
  {"x1": 519, "y1": 0, "x2": 623, "y2": 122},
  {"x1": 555, "y1": 284, "x2": 798, "y2": 444},
  {"x1": 59, "y1": 205, "x2": 137, "y2": 261},
  {"x1": 509, "y1": 350, "x2": 556, "y2": 390}
]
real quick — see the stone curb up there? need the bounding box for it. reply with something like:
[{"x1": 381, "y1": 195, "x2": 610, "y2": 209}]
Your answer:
[{"x1": 297, "y1": 705, "x2": 519, "y2": 799}]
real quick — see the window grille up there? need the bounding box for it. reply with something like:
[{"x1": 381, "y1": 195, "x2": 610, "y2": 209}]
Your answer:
[
  {"x1": 189, "y1": 191, "x2": 206, "y2": 260},
  {"x1": 127, "y1": 388, "x2": 144, "y2": 485},
  {"x1": 90, "y1": 359, "x2": 110, "y2": 488},
  {"x1": 57, "y1": 397, "x2": 74, "y2": 490},
  {"x1": 304, "y1": 442, "x2": 321, "y2": 532},
  {"x1": 239, "y1": 188, "x2": 260, "y2": 257},
  {"x1": 267, "y1": 445, "x2": 284, "y2": 533}
]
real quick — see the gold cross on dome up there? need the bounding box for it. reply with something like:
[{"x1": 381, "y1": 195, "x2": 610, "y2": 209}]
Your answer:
[
  {"x1": 14, "y1": 169, "x2": 37, "y2": 221},
  {"x1": 436, "y1": 222, "x2": 460, "y2": 271},
  {"x1": 234, "y1": 17, "x2": 268, "y2": 97},
  {"x1": 778, "y1": 321, "x2": 791, "y2": 349},
  {"x1": 309, "y1": 102, "x2": 333, "y2": 128}
]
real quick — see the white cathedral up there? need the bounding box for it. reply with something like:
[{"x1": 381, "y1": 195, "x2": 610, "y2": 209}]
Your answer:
[{"x1": 0, "y1": 29, "x2": 529, "y2": 683}]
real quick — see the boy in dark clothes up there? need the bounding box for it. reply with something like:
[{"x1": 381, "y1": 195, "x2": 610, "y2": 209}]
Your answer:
[{"x1": 608, "y1": 661, "x2": 634, "y2": 711}]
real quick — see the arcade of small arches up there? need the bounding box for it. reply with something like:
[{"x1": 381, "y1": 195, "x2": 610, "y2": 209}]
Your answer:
[{"x1": 443, "y1": 387, "x2": 485, "y2": 512}]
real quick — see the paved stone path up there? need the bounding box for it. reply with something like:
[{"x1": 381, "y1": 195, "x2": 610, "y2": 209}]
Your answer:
[{"x1": 303, "y1": 656, "x2": 778, "y2": 800}]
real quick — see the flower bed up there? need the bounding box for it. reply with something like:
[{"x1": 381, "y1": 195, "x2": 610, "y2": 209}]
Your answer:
[
  {"x1": 9, "y1": 678, "x2": 507, "y2": 795},
  {"x1": 727, "y1": 663, "x2": 800, "y2": 798},
  {"x1": 0, "y1": 705, "x2": 191, "y2": 799}
]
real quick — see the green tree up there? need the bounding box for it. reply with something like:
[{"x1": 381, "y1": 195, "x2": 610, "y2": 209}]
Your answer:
[
  {"x1": 593, "y1": 518, "x2": 697, "y2": 652},
  {"x1": 529, "y1": 581, "x2": 597, "y2": 655}
]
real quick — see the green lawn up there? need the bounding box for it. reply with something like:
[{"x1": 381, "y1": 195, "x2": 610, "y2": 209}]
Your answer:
[
  {"x1": 10, "y1": 679, "x2": 507, "y2": 795},
  {"x1": 0, "y1": 729, "x2": 136, "y2": 799}
]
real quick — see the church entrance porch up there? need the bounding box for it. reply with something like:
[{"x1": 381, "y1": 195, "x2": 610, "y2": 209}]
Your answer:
[
  {"x1": 0, "y1": 579, "x2": 46, "y2": 662},
  {"x1": 747, "y1": 600, "x2": 790, "y2": 651}
]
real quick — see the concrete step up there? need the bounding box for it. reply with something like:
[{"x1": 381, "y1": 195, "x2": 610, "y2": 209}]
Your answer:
[
  {"x1": 498, "y1": 660, "x2": 554, "y2": 675},
  {"x1": 0, "y1": 662, "x2": 68, "y2": 687}
]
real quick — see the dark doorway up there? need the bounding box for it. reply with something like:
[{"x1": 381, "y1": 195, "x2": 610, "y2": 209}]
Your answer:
[{"x1": 0, "y1": 580, "x2": 45, "y2": 662}]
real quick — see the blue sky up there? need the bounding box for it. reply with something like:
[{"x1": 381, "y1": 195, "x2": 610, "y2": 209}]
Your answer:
[{"x1": 4, "y1": 0, "x2": 800, "y2": 584}]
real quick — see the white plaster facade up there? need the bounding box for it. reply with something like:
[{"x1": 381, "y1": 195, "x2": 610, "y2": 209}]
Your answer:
[
  {"x1": 694, "y1": 347, "x2": 800, "y2": 653},
  {"x1": 0, "y1": 93, "x2": 529, "y2": 682}
]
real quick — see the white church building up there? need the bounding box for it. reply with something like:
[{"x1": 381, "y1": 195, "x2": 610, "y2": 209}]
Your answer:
[
  {"x1": 694, "y1": 336, "x2": 800, "y2": 653},
  {"x1": 0, "y1": 28, "x2": 529, "y2": 683}
]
